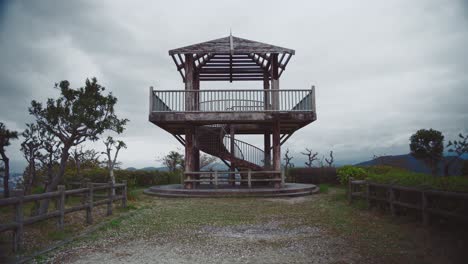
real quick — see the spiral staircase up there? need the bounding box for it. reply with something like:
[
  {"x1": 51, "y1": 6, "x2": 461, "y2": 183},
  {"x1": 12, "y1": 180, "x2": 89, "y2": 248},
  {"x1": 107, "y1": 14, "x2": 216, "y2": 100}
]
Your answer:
[{"x1": 195, "y1": 125, "x2": 264, "y2": 172}]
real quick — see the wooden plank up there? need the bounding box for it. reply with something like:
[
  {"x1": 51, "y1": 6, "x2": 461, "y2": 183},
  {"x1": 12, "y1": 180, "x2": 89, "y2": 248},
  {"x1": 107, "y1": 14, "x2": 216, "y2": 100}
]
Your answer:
[
  {"x1": 57, "y1": 185, "x2": 65, "y2": 229},
  {"x1": 14, "y1": 190, "x2": 24, "y2": 252},
  {"x1": 86, "y1": 183, "x2": 93, "y2": 224}
]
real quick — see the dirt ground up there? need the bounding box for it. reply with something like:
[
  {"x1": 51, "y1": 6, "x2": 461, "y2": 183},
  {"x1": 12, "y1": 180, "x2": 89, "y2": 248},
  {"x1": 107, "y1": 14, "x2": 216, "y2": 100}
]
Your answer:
[{"x1": 37, "y1": 188, "x2": 467, "y2": 264}]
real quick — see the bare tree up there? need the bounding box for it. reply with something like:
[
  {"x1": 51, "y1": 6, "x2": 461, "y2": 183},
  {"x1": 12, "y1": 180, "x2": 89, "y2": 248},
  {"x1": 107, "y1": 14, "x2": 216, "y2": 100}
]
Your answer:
[
  {"x1": 103, "y1": 136, "x2": 126, "y2": 195},
  {"x1": 200, "y1": 154, "x2": 217, "y2": 170},
  {"x1": 301, "y1": 148, "x2": 318, "y2": 167},
  {"x1": 0, "y1": 122, "x2": 18, "y2": 197},
  {"x1": 20, "y1": 123, "x2": 42, "y2": 195},
  {"x1": 283, "y1": 149, "x2": 294, "y2": 169},
  {"x1": 325, "y1": 151, "x2": 334, "y2": 167}
]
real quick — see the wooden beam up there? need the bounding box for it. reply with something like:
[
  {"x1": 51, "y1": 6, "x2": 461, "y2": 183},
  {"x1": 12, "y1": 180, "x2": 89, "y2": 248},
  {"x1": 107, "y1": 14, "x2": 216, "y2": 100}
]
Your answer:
[{"x1": 272, "y1": 121, "x2": 281, "y2": 188}]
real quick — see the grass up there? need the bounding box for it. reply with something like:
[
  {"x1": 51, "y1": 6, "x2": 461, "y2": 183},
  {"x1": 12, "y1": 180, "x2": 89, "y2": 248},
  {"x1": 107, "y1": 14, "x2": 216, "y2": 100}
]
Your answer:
[
  {"x1": 5, "y1": 186, "x2": 467, "y2": 263},
  {"x1": 73, "y1": 187, "x2": 465, "y2": 263},
  {"x1": 319, "y1": 183, "x2": 330, "y2": 193}
]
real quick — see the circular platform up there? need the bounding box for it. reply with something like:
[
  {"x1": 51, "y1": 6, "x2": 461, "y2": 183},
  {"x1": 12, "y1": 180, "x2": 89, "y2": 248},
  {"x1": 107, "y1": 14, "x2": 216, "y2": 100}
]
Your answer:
[{"x1": 144, "y1": 183, "x2": 319, "y2": 198}]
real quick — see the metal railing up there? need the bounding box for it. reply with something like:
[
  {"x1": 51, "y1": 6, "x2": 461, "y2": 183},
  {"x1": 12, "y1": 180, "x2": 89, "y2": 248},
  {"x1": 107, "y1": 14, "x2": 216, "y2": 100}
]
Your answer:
[
  {"x1": 150, "y1": 88, "x2": 315, "y2": 112},
  {"x1": 223, "y1": 135, "x2": 264, "y2": 167}
]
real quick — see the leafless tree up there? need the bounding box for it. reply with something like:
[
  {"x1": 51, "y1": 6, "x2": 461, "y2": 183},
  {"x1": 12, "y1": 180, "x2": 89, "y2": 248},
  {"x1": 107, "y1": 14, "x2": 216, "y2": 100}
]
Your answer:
[
  {"x1": 301, "y1": 148, "x2": 318, "y2": 167},
  {"x1": 283, "y1": 149, "x2": 294, "y2": 169},
  {"x1": 325, "y1": 151, "x2": 334, "y2": 167},
  {"x1": 200, "y1": 154, "x2": 217, "y2": 170},
  {"x1": 103, "y1": 136, "x2": 126, "y2": 195}
]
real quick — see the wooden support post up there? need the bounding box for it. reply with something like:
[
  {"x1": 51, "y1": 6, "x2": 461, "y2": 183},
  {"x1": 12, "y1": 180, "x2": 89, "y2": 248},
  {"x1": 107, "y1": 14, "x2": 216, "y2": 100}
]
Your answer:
[
  {"x1": 348, "y1": 177, "x2": 353, "y2": 204},
  {"x1": 86, "y1": 183, "x2": 94, "y2": 224},
  {"x1": 214, "y1": 170, "x2": 218, "y2": 189},
  {"x1": 264, "y1": 133, "x2": 271, "y2": 168},
  {"x1": 13, "y1": 189, "x2": 24, "y2": 252},
  {"x1": 270, "y1": 53, "x2": 279, "y2": 110},
  {"x1": 422, "y1": 191, "x2": 429, "y2": 226},
  {"x1": 229, "y1": 125, "x2": 236, "y2": 186},
  {"x1": 248, "y1": 170, "x2": 252, "y2": 189},
  {"x1": 272, "y1": 121, "x2": 281, "y2": 188},
  {"x1": 366, "y1": 182, "x2": 371, "y2": 209},
  {"x1": 57, "y1": 185, "x2": 65, "y2": 229},
  {"x1": 122, "y1": 180, "x2": 127, "y2": 208},
  {"x1": 389, "y1": 186, "x2": 395, "y2": 217},
  {"x1": 184, "y1": 128, "x2": 194, "y2": 189},
  {"x1": 263, "y1": 70, "x2": 270, "y2": 110},
  {"x1": 184, "y1": 54, "x2": 194, "y2": 111},
  {"x1": 107, "y1": 181, "x2": 113, "y2": 216}
]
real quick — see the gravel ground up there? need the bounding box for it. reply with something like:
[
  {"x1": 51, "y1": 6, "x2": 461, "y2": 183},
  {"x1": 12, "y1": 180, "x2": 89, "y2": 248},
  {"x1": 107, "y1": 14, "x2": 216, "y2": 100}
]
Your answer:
[
  {"x1": 38, "y1": 189, "x2": 466, "y2": 264},
  {"x1": 49, "y1": 220, "x2": 360, "y2": 264}
]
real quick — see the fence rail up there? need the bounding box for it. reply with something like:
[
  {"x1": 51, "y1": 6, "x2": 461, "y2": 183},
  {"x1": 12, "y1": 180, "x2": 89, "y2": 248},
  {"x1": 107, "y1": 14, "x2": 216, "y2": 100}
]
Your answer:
[
  {"x1": 185, "y1": 170, "x2": 284, "y2": 189},
  {"x1": 0, "y1": 181, "x2": 127, "y2": 252},
  {"x1": 151, "y1": 88, "x2": 315, "y2": 112},
  {"x1": 348, "y1": 178, "x2": 468, "y2": 225}
]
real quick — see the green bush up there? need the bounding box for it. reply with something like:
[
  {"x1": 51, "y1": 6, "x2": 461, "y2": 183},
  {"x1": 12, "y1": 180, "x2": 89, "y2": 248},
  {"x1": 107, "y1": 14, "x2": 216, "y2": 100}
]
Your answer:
[
  {"x1": 337, "y1": 165, "x2": 367, "y2": 185},
  {"x1": 63, "y1": 167, "x2": 183, "y2": 189},
  {"x1": 366, "y1": 169, "x2": 468, "y2": 193}
]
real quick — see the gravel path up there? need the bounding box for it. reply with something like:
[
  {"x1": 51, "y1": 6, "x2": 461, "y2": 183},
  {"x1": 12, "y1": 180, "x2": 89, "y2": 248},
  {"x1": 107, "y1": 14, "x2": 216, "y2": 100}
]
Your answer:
[{"x1": 50, "y1": 220, "x2": 360, "y2": 264}]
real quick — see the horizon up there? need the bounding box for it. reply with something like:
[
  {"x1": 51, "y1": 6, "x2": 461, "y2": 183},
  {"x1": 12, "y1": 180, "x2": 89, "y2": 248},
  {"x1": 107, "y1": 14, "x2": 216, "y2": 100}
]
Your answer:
[{"x1": 1, "y1": 0, "x2": 467, "y2": 173}]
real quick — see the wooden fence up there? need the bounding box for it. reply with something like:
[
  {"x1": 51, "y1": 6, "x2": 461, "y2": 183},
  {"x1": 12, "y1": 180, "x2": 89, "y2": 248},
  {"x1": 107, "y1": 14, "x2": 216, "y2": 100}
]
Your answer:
[
  {"x1": 287, "y1": 167, "x2": 337, "y2": 184},
  {"x1": 0, "y1": 181, "x2": 127, "y2": 252},
  {"x1": 348, "y1": 178, "x2": 468, "y2": 225},
  {"x1": 184, "y1": 170, "x2": 285, "y2": 188}
]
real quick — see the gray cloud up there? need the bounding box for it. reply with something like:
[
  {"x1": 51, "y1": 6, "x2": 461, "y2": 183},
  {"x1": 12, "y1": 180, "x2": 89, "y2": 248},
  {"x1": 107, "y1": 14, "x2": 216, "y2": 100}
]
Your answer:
[{"x1": 1, "y1": 0, "x2": 467, "y2": 172}]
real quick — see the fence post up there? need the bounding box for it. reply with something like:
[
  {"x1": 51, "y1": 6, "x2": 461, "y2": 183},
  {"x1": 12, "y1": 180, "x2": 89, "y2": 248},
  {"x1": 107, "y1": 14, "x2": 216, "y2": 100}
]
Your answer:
[
  {"x1": 421, "y1": 191, "x2": 429, "y2": 226},
  {"x1": 86, "y1": 183, "x2": 93, "y2": 224},
  {"x1": 366, "y1": 181, "x2": 371, "y2": 209},
  {"x1": 248, "y1": 170, "x2": 252, "y2": 188},
  {"x1": 13, "y1": 189, "x2": 24, "y2": 252},
  {"x1": 214, "y1": 171, "x2": 218, "y2": 188},
  {"x1": 348, "y1": 177, "x2": 353, "y2": 204},
  {"x1": 122, "y1": 180, "x2": 127, "y2": 208},
  {"x1": 107, "y1": 181, "x2": 113, "y2": 216},
  {"x1": 388, "y1": 185, "x2": 395, "y2": 217},
  {"x1": 57, "y1": 185, "x2": 65, "y2": 229}
]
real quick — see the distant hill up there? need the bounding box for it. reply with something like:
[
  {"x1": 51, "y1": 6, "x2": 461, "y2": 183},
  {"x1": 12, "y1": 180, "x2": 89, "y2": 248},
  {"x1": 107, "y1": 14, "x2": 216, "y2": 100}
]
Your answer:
[
  {"x1": 125, "y1": 166, "x2": 168, "y2": 172},
  {"x1": 355, "y1": 154, "x2": 466, "y2": 176}
]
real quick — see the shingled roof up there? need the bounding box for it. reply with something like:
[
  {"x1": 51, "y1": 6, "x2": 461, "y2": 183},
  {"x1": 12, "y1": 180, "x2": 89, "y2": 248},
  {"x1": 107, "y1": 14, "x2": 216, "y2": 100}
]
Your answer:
[
  {"x1": 169, "y1": 36, "x2": 295, "y2": 55},
  {"x1": 168, "y1": 35, "x2": 295, "y2": 82}
]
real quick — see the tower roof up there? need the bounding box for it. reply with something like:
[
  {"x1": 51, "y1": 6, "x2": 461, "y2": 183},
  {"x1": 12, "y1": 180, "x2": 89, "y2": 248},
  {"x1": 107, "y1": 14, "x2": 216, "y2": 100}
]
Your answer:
[
  {"x1": 169, "y1": 35, "x2": 295, "y2": 55},
  {"x1": 168, "y1": 35, "x2": 295, "y2": 82}
]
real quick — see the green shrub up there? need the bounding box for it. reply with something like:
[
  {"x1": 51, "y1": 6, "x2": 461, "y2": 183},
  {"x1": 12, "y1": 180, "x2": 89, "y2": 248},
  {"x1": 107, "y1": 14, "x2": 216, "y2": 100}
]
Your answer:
[
  {"x1": 319, "y1": 183, "x2": 330, "y2": 193},
  {"x1": 366, "y1": 170, "x2": 468, "y2": 193},
  {"x1": 337, "y1": 165, "x2": 367, "y2": 185}
]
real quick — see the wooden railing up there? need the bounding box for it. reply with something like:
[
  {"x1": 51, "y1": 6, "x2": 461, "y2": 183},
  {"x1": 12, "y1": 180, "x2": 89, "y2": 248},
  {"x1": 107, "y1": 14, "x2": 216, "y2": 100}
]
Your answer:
[
  {"x1": 0, "y1": 181, "x2": 127, "y2": 252},
  {"x1": 348, "y1": 178, "x2": 468, "y2": 225},
  {"x1": 150, "y1": 88, "x2": 315, "y2": 113},
  {"x1": 184, "y1": 170, "x2": 285, "y2": 188}
]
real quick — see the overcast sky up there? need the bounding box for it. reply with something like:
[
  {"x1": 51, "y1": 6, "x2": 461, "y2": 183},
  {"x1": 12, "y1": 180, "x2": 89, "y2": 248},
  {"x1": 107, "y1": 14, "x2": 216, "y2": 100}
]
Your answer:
[{"x1": 1, "y1": 0, "x2": 467, "y2": 172}]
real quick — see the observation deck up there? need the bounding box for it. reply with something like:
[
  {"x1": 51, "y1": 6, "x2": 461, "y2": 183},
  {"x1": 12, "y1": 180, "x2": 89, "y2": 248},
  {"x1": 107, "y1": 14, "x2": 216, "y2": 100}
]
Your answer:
[{"x1": 149, "y1": 87, "x2": 316, "y2": 135}]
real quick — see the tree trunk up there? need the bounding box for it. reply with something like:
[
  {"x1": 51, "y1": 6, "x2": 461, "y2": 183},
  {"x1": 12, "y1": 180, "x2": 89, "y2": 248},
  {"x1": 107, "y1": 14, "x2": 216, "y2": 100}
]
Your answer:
[
  {"x1": 110, "y1": 167, "x2": 116, "y2": 196},
  {"x1": 39, "y1": 144, "x2": 71, "y2": 214},
  {"x1": 1, "y1": 152, "x2": 10, "y2": 198}
]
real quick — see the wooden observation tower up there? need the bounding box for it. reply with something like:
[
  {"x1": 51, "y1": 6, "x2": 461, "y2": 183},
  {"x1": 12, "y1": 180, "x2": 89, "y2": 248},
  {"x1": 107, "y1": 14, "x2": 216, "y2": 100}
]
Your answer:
[{"x1": 148, "y1": 34, "x2": 316, "y2": 193}]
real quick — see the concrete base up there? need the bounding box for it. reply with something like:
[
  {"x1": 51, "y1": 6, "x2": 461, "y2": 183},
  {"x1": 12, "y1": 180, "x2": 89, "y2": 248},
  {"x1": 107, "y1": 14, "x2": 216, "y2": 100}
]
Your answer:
[{"x1": 144, "y1": 183, "x2": 319, "y2": 198}]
